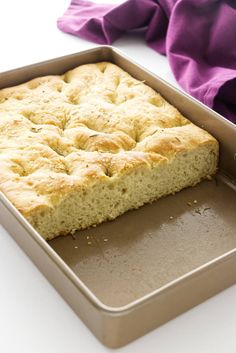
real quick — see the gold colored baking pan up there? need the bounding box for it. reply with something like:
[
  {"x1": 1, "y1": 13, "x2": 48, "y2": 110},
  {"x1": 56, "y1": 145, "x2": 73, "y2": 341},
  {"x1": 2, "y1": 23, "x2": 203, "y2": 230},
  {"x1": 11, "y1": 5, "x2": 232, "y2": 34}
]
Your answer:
[{"x1": 0, "y1": 46, "x2": 236, "y2": 348}]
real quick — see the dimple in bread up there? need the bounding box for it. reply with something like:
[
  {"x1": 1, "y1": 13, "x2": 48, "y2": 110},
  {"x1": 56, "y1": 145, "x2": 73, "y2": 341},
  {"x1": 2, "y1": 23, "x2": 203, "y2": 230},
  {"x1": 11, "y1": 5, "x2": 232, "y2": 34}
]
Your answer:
[{"x1": 0, "y1": 62, "x2": 218, "y2": 240}]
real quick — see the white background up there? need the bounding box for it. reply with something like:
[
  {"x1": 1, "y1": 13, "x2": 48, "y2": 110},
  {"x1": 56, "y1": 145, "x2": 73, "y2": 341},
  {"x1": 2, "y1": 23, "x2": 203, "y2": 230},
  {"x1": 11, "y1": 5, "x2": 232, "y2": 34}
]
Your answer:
[{"x1": 0, "y1": 1, "x2": 235, "y2": 352}]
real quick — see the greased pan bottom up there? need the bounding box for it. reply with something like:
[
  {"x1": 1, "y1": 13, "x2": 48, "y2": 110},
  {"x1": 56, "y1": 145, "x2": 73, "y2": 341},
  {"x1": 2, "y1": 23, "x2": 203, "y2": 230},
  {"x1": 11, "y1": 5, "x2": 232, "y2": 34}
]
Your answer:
[{"x1": 50, "y1": 174, "x2": 236, "y2": 308}]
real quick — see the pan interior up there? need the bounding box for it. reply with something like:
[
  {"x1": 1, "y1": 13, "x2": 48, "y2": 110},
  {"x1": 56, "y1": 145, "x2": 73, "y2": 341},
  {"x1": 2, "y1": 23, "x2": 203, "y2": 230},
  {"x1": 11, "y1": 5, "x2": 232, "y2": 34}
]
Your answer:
[{"x1": 49, "y1": 174, "x2": 236, "y2": 307}]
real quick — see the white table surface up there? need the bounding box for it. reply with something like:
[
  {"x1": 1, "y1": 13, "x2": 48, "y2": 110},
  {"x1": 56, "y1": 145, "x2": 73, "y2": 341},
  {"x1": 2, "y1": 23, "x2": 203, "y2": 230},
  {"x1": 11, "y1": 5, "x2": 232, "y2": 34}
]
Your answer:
[{"x1": 0, "y1": 1, "x2": 235, "y2": 352}]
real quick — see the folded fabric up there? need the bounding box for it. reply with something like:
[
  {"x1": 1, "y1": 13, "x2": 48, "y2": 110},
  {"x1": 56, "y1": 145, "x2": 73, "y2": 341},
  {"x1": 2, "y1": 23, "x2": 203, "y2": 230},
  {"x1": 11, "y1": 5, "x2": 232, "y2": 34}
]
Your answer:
[{"x1": 58, "y1": 0, "x2": 236, "y2": 123}]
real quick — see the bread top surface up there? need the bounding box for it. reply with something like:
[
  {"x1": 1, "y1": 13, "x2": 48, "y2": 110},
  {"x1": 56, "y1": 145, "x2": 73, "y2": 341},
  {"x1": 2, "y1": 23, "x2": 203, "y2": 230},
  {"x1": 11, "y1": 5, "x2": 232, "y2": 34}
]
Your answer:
[{"x1": 0, "y1": 62, "x2": 217, "y2": 217}]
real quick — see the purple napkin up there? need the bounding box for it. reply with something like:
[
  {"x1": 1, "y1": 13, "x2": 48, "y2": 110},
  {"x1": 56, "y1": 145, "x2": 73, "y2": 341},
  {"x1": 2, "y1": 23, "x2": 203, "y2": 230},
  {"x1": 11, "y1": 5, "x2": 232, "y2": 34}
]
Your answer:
[{"x1": 58, "y1": 0, "x2": 236, "y2": 123}]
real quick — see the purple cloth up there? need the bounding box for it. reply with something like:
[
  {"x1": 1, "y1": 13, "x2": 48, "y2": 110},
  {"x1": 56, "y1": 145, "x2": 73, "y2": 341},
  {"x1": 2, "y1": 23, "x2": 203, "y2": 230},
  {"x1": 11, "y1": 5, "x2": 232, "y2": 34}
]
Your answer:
[{"x1": 58, "y1": 0, "x2": 236, "y2": 123}]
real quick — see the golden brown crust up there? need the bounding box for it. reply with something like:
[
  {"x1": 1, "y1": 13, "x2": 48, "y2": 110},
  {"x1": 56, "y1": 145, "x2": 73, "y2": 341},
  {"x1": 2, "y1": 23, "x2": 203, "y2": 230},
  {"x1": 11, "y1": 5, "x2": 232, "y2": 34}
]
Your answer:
[{"x1": 0, "y1": 62, "x2": 218, "y2": 218}]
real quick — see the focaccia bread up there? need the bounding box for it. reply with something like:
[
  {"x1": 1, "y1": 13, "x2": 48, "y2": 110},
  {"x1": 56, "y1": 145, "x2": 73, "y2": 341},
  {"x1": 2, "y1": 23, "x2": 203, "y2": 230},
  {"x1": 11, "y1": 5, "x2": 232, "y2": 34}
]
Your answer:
[{"x1": 0, "y1": 62, "x2": 218, "y2": 240}]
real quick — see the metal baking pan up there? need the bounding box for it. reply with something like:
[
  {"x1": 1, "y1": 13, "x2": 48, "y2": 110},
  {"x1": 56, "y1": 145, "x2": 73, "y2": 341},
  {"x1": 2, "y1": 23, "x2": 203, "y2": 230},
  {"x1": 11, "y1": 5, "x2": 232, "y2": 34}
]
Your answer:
[{"x1": 0, "y1": 46, "x2": 236, "y2": 348}]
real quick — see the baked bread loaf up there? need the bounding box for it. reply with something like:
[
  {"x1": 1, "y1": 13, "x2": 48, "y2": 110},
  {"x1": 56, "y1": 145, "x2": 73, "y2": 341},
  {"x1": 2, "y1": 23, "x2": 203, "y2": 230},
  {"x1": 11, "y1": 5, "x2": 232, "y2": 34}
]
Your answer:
[{"x1": 0, "y1": 62, "x2": 218, "y2": 240}]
